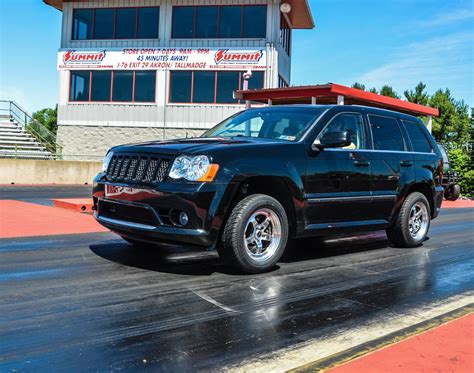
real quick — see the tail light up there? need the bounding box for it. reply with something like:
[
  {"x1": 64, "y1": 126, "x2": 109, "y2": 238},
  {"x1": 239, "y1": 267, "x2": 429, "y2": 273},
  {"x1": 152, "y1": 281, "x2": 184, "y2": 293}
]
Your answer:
[{"x1": 438, "y1": 158, "x2": 444, "y2": 183}]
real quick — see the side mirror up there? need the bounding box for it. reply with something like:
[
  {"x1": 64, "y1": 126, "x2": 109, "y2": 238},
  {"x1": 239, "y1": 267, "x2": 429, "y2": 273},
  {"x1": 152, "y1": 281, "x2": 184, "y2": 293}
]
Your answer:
[{"x1": 312, "y1": 131, "x2": 352, "y2": 151}]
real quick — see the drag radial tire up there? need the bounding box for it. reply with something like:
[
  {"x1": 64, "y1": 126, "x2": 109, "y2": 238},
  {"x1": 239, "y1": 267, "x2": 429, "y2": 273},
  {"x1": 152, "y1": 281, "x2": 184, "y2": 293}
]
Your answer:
[
  {"x1": 218, "y1": 194, "x2": 289, "y2": 274},
  {"x1": 386, "y1": 192, "x2": 431, "y2": 248},
  {"x1": 445, "y1": 184, "x2": 461, "y2": 201}
]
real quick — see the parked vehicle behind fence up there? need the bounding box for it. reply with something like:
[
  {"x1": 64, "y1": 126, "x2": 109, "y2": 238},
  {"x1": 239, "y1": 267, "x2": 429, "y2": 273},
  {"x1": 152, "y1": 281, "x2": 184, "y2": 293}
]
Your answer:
[
  {"x1": 437, "y1": 143, "x2": 461, "y2": 201},
  {"x1": 93, "y1": 105, "x2": 444, "y2": 273}
]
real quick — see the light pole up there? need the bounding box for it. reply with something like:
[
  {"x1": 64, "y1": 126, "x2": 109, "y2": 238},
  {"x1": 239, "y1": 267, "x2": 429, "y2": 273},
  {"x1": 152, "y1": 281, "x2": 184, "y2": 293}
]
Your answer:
[{"x1": 242, "y1": 70, "x2": 253, "y2": 110}]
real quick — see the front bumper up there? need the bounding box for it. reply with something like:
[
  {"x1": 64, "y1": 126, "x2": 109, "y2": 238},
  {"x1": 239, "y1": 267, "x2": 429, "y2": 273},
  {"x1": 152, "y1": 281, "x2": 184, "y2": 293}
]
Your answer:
[
  {"x1": 93, "y1": 174, "x2": 237, "y2": 249},
  {"x1": 95, "y1": 210, "x2": 212, "y2": 247}
]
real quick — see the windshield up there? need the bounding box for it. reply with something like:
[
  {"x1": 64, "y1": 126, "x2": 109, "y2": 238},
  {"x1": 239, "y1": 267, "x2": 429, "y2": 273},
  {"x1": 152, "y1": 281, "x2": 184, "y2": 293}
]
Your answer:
[{"x1": 201, "y1": 107, "x2": 326, "y2": 141}]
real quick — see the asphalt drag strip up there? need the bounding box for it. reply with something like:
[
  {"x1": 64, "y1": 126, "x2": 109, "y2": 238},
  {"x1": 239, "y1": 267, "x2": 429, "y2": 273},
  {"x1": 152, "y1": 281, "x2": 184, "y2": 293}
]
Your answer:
[{"x1": 0, "y1": 208, "x2": 473, "y2": 371}]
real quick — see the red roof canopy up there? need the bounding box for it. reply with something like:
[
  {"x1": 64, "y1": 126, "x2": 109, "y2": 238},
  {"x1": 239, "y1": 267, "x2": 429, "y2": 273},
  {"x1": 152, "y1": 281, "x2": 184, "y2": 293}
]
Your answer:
[{"x1": 235, "y1": 83, "x2": 439, "y2": 117}]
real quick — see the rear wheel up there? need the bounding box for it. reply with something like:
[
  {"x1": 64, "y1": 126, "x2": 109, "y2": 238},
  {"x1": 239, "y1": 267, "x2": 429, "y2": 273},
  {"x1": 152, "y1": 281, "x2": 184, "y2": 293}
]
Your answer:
[
  {"x1": 386, "y1": 192, "x2": 431, "y2": 247},
  {"x1": 218, "y1": 194, "x2": 289, "y2": 273}
]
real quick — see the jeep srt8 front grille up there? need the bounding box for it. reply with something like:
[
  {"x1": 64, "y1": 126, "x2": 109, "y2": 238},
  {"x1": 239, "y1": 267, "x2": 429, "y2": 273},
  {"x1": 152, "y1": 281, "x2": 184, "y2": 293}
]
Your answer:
[{"x1": 106, "y1": 154, "x2": 172, "y2": 185}]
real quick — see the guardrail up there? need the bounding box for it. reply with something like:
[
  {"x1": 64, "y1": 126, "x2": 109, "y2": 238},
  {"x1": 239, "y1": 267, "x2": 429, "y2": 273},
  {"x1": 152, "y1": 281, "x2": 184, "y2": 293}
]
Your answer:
[
  {"x1": 0, "y1": 151, "x2": 104, "y2": 162},
  {"x1": 0, "y1": 100, "x2": 63, "y2": 158}
]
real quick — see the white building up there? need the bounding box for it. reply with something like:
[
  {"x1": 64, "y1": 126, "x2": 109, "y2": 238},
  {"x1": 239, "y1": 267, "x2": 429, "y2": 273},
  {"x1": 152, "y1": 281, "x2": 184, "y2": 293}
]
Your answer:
[{"x1": 44, "y1": 0, "x2": 314, "y2": 159}]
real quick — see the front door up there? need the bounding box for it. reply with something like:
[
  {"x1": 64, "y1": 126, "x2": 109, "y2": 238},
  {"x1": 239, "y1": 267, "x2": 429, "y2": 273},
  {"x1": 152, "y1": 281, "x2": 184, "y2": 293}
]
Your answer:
[{"x1": 304, "y1": 112, "x2": 373, "y2": 227}]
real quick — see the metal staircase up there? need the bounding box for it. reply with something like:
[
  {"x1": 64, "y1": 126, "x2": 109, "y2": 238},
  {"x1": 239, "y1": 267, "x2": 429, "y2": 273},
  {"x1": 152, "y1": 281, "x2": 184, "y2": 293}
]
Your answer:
[{"x1": 0, "y1": 101, "x2": 62, "y2": 159}]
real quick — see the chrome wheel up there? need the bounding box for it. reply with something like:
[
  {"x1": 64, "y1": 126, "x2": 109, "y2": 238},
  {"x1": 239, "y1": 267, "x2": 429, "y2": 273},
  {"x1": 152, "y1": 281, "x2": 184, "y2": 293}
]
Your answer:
[
  {"x1": 408, "y1": 202, "x2": 429, "y2": 240},
  {"x1": 243, "y1": 208, "x2": 282, "y2": 262}
]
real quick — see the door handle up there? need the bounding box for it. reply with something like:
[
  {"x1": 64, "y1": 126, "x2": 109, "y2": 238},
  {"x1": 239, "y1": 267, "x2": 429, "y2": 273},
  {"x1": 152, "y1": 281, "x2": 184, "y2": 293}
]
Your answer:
[
  {"x1": 400, "y1": 160, "x2": 413, "y2": 167},
  {"x1": 354, "y1": 160, "x2": 370, "y2": 167}
]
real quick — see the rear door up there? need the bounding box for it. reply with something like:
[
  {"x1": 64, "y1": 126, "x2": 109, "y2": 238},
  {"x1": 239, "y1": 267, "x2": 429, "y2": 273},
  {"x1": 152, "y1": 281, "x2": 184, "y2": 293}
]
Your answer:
[
  {"x1": 400, "y1": 118, "x2": 441, "y2": 196},
  {"x1": 368, "y1": 114, "x2": 415, "y2": 221}
]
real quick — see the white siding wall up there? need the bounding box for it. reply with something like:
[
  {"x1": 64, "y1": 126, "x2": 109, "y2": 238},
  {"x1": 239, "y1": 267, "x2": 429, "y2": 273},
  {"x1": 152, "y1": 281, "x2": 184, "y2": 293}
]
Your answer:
[{"x1": 58, "y1": 0, "x2": 291, "y2": 130}]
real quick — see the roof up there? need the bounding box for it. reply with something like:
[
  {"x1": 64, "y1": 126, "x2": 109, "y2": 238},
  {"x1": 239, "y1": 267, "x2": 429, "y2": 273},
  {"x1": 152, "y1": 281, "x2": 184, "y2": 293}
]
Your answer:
[
  {"x1": 43, "y1": 0, "x2": 315, "y2": 29},
  {"x1": 285, "y1": 0, "x2": 314, "y2": 29},
  {"x1": 235, "y1": 83, "x2": 439, "y2": 117},
  {"x1": 43, "y1": 0, "x2": 63, "y2": 10}
]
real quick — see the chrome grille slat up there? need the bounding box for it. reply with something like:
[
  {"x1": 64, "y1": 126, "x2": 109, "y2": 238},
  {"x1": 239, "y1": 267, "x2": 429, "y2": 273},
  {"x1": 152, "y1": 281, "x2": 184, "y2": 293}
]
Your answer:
[
  {"x1": 112, "y1": 156, "x2": 124, "y2": 179},
  {"x1": 107, "y1": 156, "x2": 117, "y2": 175},
  {"x1": 106, "y1": 154, "x2": 172, "y2": 185},
  {"x1": 119, "y1": 157, "x2": 131, "y2": 179},
  {"x1": 155, "y1": 159, "x2": 170, "y2": 183},
  {"x1": 126, "y1": 157, "x2": 139, "y2": 180},
  {"x1": 134, "y1": 158, "x2": 148, "y2": 181},
  {"x1": 143, "y1": 159, "x2": 159, "y2": 182}
]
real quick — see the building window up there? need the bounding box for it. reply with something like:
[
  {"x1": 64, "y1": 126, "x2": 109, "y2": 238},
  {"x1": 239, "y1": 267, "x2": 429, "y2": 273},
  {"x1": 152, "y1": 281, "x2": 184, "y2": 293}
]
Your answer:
[
  {"x1": 93, "y1": 9, "x2": 114, "y2": 39},
  {"x1": 217, "y1": 72, "x2": 240, "y2": 104},
  {"x1": 193, "y1": 72, "x2": 216, "y2": 103},
  {"x1": 171, "y1": 6, "x2": 194, "y2": 38},
  {"x1": 134, "y1": 71, "x2": 156, "y2": 102},
  {"x1": 280, "y1": 14, "x2": 291, "y2": 55},
  {"x1": 243, "y1": 6, "x2": 267, "y2": 38},
  {"x1": 116, "y1": 8, "x2": 137, "y2": 39},
  {"x1": 169, "y1": 71, "x2": 192, "y2": 103},
  {"x1": 247, "y1": 71, "x2": 265, "y2": 91},
  {"x1": 69, "y1": 70, "x2": 156, "y2": 103},
  {"x1": 278, "y1": 76, "x2": 289, "y2": 88},
  {"x1": 70, "y1": 70, "x2": 90, "y2": 101},
  {"x1": 112, "y1": 71, "x2": 133, "y2": 101},
  {"x1": 72, "y1": 9, "x2": 93, "y2": 40},
  {"x1": 169, "y1": 71, "x2": 264, "y2": 104},
  {"x1": 219, "y1": 6, "x2": 243, "y2": 38},
  {"x1": 196, "y1": 6, "x2": 218, "y2": 38},
  {"x1": 72, "y1": 7, "x2": 159, "y2": 40},
  {"x1": 91, "y1": 71, "x2": 111, "y2": 101},
  {"x1": 138, "y1": 7, "x2": 160, "y2": 39},
  {"x1": 172, "y1": 5, "x2": 267, "y2": 39}
]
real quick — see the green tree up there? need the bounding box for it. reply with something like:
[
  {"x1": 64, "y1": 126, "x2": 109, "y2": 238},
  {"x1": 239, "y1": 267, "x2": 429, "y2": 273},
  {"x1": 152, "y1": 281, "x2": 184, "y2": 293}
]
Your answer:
[
  {"x1": 32, "y1": 105, "x2": 58, "y2": 135},
  {"x1": 448, "y1": 148, "x2": 473, "y2": 195},
  {"x1": 429, "y1": 89, "x2": 471, "y2": 147},
  {"x1": 368, "y1": 87, "x2": 378, "y2": 94},
  {"x1": 351, "y1": 82, "x2": 366, "y2": 91},
  {"x1": 379, "y1": 85, "x2": 400, "y2": 99},
  {"x1": 404, "y1": 82, "x2": 429, "y2": 106}
]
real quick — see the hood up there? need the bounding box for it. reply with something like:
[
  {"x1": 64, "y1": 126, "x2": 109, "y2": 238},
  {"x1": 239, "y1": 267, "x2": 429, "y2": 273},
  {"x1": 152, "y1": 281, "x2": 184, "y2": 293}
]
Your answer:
[{"x1": 111, "y1": 137, "x2": 288, "y2": 156}]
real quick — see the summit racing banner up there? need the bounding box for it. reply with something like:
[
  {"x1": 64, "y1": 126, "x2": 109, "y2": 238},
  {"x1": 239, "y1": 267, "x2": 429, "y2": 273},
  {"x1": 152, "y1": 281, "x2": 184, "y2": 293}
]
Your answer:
[{"x1": 57, "y1": 48, "x2": 267, "y2": 70}]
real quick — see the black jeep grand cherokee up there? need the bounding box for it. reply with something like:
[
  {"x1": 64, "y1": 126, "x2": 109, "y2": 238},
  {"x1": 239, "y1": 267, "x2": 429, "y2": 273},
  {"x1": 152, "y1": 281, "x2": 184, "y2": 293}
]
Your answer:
[{"x1": 93, "y1": 105, "x2": 444, "y2": 273}]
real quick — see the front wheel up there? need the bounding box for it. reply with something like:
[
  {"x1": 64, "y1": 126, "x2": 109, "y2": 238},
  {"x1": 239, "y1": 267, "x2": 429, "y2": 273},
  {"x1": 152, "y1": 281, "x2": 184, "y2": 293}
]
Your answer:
[
  {"x1": 386, "y1": 192, "x2": 431, "y2": 247},
  {"x1": 218, "y1": 194, "x2": 289, "y2": 274}
]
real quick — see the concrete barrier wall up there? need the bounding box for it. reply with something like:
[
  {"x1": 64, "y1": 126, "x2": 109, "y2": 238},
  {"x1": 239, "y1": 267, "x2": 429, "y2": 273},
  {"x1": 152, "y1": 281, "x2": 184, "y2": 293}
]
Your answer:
[{"x1": 0, "y1": 159, "x2": 102, "y2": 185}]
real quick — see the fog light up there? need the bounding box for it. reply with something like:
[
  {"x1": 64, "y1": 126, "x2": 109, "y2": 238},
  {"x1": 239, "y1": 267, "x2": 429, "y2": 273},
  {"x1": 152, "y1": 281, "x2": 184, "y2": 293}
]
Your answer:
[{"x1": 179, "y1": 212, "x2": 189, "y2": 226}]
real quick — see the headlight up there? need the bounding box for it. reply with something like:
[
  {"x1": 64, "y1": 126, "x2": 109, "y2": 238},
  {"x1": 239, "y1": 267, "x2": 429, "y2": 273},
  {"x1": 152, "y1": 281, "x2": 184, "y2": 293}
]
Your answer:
[
  {"x1": 102, "y1": 151, "x2": 114, "y2": 173},
  {"x1": 169, "y1": 155, "x2": 219, "y2": 182}
]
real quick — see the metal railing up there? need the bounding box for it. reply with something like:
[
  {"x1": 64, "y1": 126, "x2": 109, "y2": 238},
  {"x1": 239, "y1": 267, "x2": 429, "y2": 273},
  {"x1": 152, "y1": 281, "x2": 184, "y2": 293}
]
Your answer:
[{"x1": 0, "y1": 100, "x2": 63, "y2": 158}]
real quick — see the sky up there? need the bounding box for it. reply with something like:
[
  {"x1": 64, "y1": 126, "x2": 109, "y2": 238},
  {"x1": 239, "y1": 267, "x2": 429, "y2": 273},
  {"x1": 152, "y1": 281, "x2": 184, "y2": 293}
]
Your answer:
[{"x1": 0, "y1": 0, "x2": 473, "y2": 114}]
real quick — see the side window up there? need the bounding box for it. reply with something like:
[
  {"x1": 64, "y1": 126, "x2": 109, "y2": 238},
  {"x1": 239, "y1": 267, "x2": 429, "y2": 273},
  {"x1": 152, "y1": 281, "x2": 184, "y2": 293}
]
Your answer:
[
  {"x1": 72, "y1": 9, "x2": 93, "y2": 40},
  {"x1": 369, "y1": 115, "x2": 406, "y2": 151},
  {"x1": 70, "y1": 71, "x2": 90, "y2": 101},
  {"x1": 318, "y1": 113, "x2": 366, "y2": 149},
  {"x1": 401, "y1": 120, "x2": 433, "y2": 153}
]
